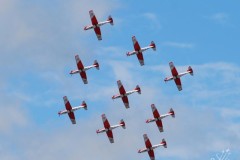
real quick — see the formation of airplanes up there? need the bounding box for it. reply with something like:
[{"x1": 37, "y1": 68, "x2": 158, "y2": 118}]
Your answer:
[{"x1": 57, "y1": 10, "x2": 194, "y2": 160}]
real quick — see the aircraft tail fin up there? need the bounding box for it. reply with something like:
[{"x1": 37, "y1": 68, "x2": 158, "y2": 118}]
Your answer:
[
  {"x1": 135, "y1": 85, "x2": 141, "y2": 94},
  {"x1": 150, "y1": 41, "x2": 156, "y2": 51},
  {"x1": 187, "y1": 66, "x2": 193, "y2": 76},
  {"x1": 120, "y1": 119, "x2": 126, "y2": 129},
  {"x1": 82, "y1": 101, "x2": 87, "y2": 110},
  {"x1": 108, "y1": 15, "x2": 114, "y2": 25},
  {"x1": 169, "y1": 108, "x2": 175, "y2": 118},
  {"x1": 94, "y1": 60, "x2": 99, "y2": 70},
  {"x1": 161, "y1": 139, "x2": 167, "y2": 148}
]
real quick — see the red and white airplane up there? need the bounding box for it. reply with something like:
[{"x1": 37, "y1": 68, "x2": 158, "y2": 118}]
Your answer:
[
  {"x1": 112, "y1": 80, "x2": 141, "y2": 109},
  {"x1": 84, "y1": 10, "x2": 113, "y2": 40},
  {"x1": 164, "y1": 62, "x2": 193, "y2": 91},
  {"x1": 96, "y1": 114, "x2": 125, "y2": 143},
  {"x1": 146, "y1": 104, "x2": 175, "y2": 132},
  {"x1": 70, "y1": 55, "x2": 99, "y2": 84},
  {"x1": 126, "y1": 36, "x2": 156, "y2": 66},
  {"x1": 58, "y1": 96, "x2": 87, "y2": 124},
  {"x1": 138, "y1": 134, "x2": 167, "y2": 160}
]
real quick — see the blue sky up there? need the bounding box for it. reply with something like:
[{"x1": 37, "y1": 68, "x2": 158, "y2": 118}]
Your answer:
[{"x1": 0, "y1": 0, "x2": 239, "y2": 159}]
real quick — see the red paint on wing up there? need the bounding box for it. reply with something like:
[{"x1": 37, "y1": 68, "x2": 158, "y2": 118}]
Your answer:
[
  {"x1": 77, "y1": 59, "x2": 84, "y2": 70},
  {"x1": 106, "y1": 130, "x2": 113, "y2": 139},
  {"x1": 153, "y1": 109, "x2": 160, "y2": 118},
  {"x1": 148, "y1": 150, "x2": 155, "y2": 160},
  {"x1": 136, "y1": 52, "x2": 144, "y2": 64},
  {"x1": 174, "y1": 78, "x2": 182, "y2": 87},
  {"x1": 119, "y1": 86, "x2": 126, "y2": 95},
  {"x1": 65, "y1": 101, "x2": 72, "y2": 111},
  {"x1": 145, "y1": 138, "x2": 152, "y2": 148},
  {"x1": 80, "y1": 71, "x2": 87, "y2": 80},
  {"x1": 103, "y1": 118, "x2": 110, "y2": 129},
  {"x1": 91, "y1": 15, "x2": 98, "y2": 25},
  {"x1": 68, "y1": 112, "x2": 75, "y2": 121},
  {"x1": 94, "y1": 27, "x2": 101, "y2": 37},
  {"x1": 122, "y1": 96, "x2": 129, "y2": 107},
  {"x1": 156, "y1": 120, "x2": 163, "y2": 129},
  {"x1": 171, "y1": 66, "x2": 179, "y2": 76},
  {"x1": 134, "y1": 40, "x2": 141, "y2": 51}
]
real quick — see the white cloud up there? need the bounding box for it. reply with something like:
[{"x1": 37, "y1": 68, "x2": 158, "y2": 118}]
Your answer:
[
  {"x1": 0, "y1": 93, "x2": 29, "y2": 134},
  {"x1": 0, "y1": 0, "x2": 119, "y2": 74}
]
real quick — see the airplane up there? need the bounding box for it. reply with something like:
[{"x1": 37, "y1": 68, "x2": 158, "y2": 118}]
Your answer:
[
  {"x1": 146, "y1": 104, "x2": 175, "y2": 132},
  {"x1": 84, "y1": 10, "x2": 113, "y2": 40},
  {"x1": 96, "y1": 114, "x2": 125, "y2": 143},
  {"x1": 70, "y1": 55, "x2": 99, "y2": 84},
  {"x1": 164, "y1": 62, "x2": 193, "y2": 91},
  {"x1": 138, "y1": 134, "x2": 167, "y2": 160},
  {"x1": 126, "y1": 36, "x2": 156, "y2": 66},
  {"x1": 112, "y1": 80, "x2": 141, "y2": 109},
  {"x1": 58, "y1": 96, "x2": 87, "y2": 124}
]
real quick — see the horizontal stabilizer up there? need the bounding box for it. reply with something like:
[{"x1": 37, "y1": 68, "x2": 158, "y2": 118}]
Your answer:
[
  {"x1": 120, "y1": 119, "x2": 126, "y2": 129},
  {"x1": 187, "y1": 66, "x2": 193, "y2": 76},
  {"x1": 108, "y1": 15, "x2": 114, "y2": 25},
  {"x1": 161, "y1": 138, "x2": 167, "y2": 148},
  {"x1": 169, "y1": 108, "x2": 175, "y2": 118},
  {"x1": 135, "y1": 85, "x2": 141, "y2": 94},
  {"x1": 150, "y1": 41, "x2": 156, "y2": 51},
  {"x1": 82, "y1": 101, "x2": 87, "y2": 110},
  {"x1": 94, "y1": 60, "x2": 100, "y2": 70}
]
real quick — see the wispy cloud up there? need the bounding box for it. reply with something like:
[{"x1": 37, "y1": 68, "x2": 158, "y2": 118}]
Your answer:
[
  {"x1": 209, "y1": 12, "x2": 229, "y2": 24},
  {"x1": 143, "y1": 12, "x2": 161, "y2": 29},
  {"x1": 162, "y1": 42, "x2": 195, "y2": 48}
]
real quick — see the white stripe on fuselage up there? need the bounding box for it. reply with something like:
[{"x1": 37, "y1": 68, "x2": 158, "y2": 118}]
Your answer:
[{"x1": 71, "y1": 65, "x2": 96, "y2": 74}]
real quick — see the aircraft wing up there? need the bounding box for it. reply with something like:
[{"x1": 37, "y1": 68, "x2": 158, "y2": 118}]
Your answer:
[
  {"x1": 94, "y1": 27, "x2": 102, "y2": 40},
  {"x1": 63, "y1": 96, "x2": 76, "y2": 124},
  {"x1": 106, "y1": 130, "x2": 114, "y2": 143},
  {"x1": 75, "y1": 55, "x2": 84, "y2": 70},
  {"x1": 143, "y1": 134, "x2": 152, "y2": 148},
  {"x1": 80, "y1": 71, "x2": 88, "y2": 84},
  {"x1": 148, "y1": 150, "x2": 155, "y2": 160},
  {"x1": 132, "y1": 36, "x2": 141, "y2": 51},
  {"x1": 156, "y1": 120, "x2": 164, "y2": 132},
  {"x1": 174, "y1": 78, "x2": 182, "y2": 91},
  {"x1": 102, "y1": 114, "x2": 110, "y2": 129},
  {"x1": 89, "y1": 10, "x2": 98, "y2": 25},
  {"x1": 117, "y1": 80, "x2": 126, "y2": 95},
  {"x1": 151, "y1": 104, "x2": 160, "y2": 118},
  {"x1": 169, "y1": 62, "x2": 179, "y2": 76},
  {"x1": 68, "y1": 112, "x2": 76, "y2": 124},
  {"x1": 136, "y1": 52, "x2": 144, "y2": 66},
  {"x1": 63, "y1": 96, "x2": 72, "y2": 111},
  {"x1": 122, "y1": 96, "x2": 129, "y2": 109}
]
